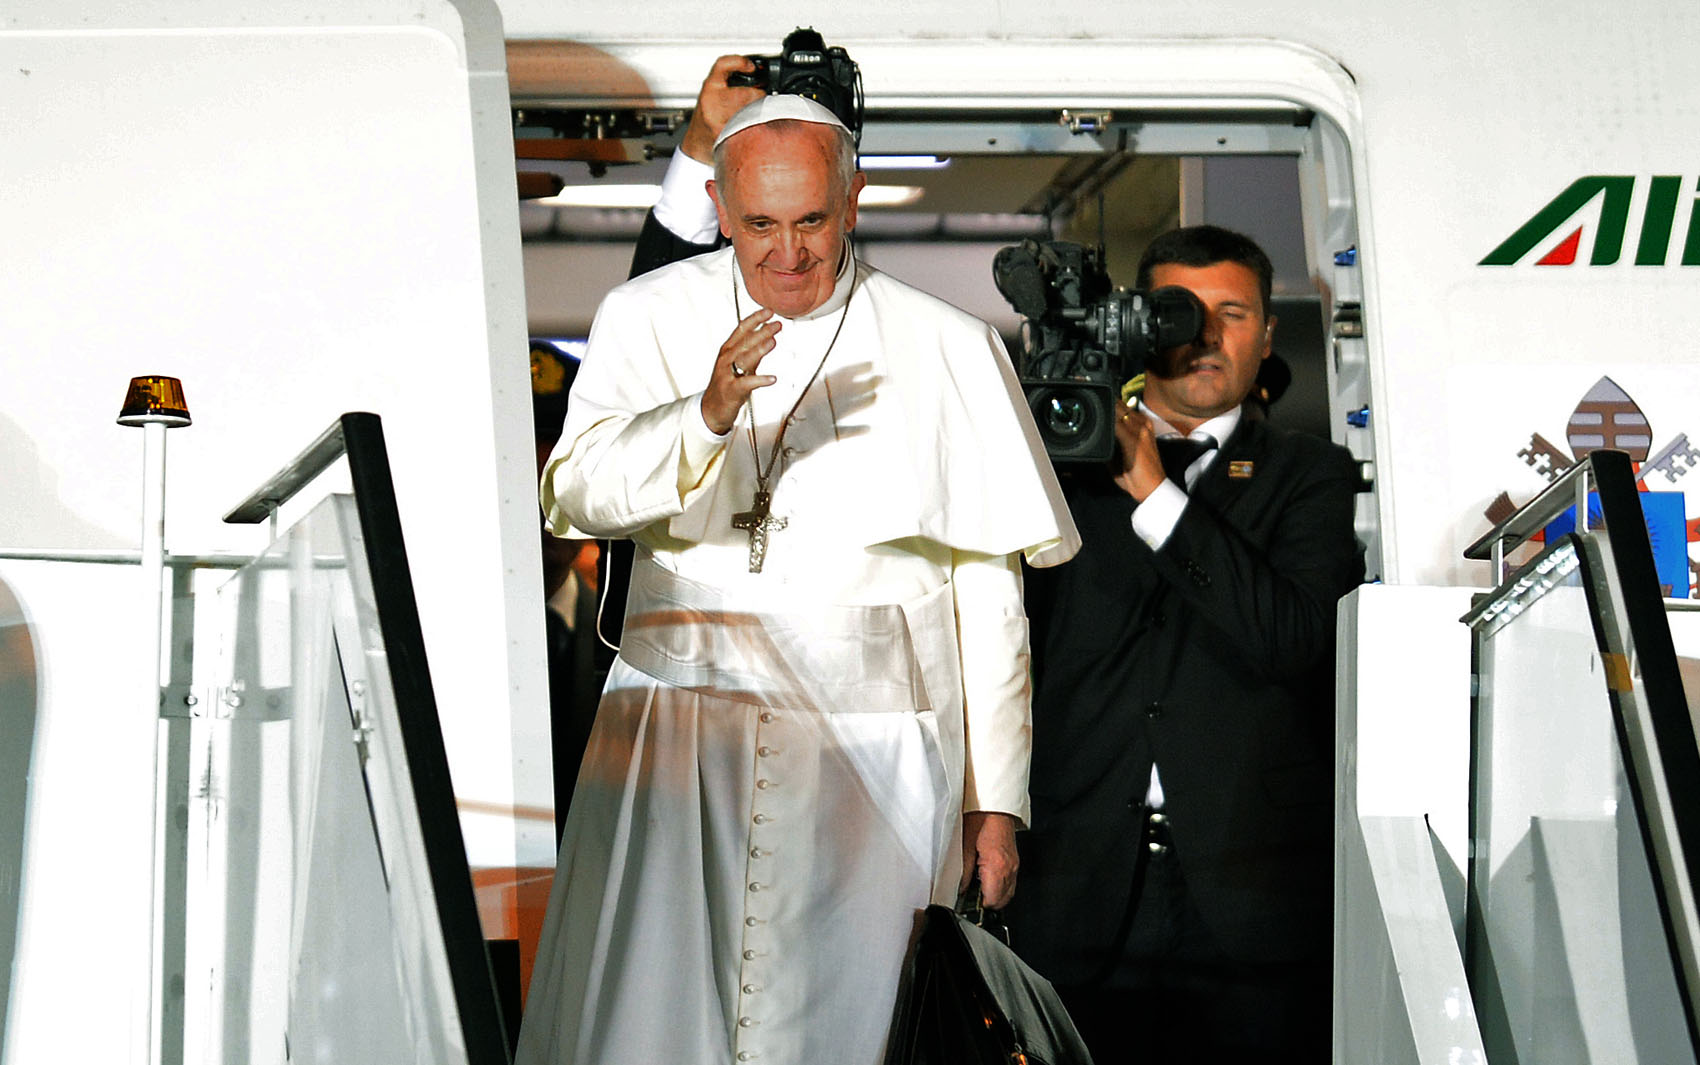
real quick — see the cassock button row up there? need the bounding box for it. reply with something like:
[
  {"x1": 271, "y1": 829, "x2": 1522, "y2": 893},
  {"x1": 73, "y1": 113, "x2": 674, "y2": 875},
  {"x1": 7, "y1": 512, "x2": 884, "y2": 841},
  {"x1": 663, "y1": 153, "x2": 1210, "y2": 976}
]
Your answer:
[
  {"x1": 738, "y1": 1016, "x2": 756, "y2": 1028},
  {"x1": 760, "y1": 712, "x2": 776, "y2": 724},
  {"x1": 738, "y1": 1052, "x2": 757, "y2": 1061},
  {"x1": 749, "y1": 882, "x2": 764, "y2": 893},
  {"x1": 743, "y1": 949, "x2": 758, "y2": 960},
  {"x1": 757, "y1": 746, "x2": 773, "y2": 757},
  {"x1": 745, "y1": 916, "x2": 763, "y2": 927},
  {"x1": 756, "y1": 779, "x2": 772, "y2": 790},
  {"x1": 750, "y1": 846, "x2": 766, "y2": 859},
  {"x1": 743, "y1": 983, "x2": 760, "y2": 995},
  {"x1": 753, "y1": 813, "x2": 769, "y2": 824}
]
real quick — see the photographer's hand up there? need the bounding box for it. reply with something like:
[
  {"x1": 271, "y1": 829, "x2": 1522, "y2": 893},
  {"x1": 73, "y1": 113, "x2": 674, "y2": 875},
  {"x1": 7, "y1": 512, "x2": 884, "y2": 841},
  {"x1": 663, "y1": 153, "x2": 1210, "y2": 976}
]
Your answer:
[
  {"x1": 1112, "y1": 403, "x2": 1167, "y2": 502},
  {"x1": 680, "y1": 55, "x2": 766, "y2": 164},
  {"x1": 702, "y1": 308, "x2": 780, "y2": 435}
]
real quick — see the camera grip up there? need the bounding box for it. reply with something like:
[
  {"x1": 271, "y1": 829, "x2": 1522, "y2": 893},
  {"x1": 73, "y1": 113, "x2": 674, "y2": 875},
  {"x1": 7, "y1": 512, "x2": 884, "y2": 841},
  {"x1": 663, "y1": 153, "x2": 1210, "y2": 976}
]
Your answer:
[{"x1": 725, "y1": 66, "x2": 768, "y2": 89}]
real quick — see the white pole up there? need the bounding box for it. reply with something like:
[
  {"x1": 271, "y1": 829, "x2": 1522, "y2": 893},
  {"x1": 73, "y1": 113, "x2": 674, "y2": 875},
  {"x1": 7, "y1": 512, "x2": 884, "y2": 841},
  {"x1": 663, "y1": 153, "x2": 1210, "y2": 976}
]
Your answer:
[
  {"x1": 140, "y1": 419, "x2": 168, "y2": 1065},
  {"x1": 118, "y1": 375, "x2": 190, "y2": 1065}
]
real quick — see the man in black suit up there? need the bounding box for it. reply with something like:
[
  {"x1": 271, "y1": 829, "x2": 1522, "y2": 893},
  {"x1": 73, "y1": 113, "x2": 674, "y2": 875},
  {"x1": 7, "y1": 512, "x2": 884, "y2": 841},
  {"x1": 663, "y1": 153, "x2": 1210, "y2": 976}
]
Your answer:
[{"x1": 1006, "y1": 225, "x2": 1363, "y2": 1061}]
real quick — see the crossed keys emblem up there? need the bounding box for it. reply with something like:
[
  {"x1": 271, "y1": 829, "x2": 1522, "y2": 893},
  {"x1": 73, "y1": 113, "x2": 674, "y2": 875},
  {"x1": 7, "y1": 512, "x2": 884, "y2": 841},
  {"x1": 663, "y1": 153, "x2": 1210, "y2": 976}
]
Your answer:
[{"x1": 1489, "y1": 375, "x2": 1698, "y2": 594}]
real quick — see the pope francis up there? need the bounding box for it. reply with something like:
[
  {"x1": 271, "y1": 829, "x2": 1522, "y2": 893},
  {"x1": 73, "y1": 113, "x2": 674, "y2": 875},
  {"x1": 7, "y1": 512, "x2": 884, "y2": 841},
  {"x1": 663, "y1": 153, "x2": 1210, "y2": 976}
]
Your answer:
[{"x1": 517, "y1": 95, "x2": 1079, "y2": 1065}]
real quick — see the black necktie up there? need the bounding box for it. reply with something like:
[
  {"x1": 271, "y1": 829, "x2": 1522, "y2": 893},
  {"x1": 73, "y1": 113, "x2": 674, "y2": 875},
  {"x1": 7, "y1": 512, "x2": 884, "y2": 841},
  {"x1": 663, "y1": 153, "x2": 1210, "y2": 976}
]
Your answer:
[{"x1": 1156, "y1": 434, "x2": 1215, "y2": 490}]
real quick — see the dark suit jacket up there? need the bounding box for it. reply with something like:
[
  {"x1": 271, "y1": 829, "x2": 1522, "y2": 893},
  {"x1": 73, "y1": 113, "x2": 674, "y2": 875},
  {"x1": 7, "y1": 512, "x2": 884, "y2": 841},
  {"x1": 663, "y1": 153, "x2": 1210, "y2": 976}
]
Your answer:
[
  {"x1": 1006, "y1": 416, "x2": 1363, "y2": 982},
  {"x1": 628, "y1": 211, "x2": 721, "y2": 282}
]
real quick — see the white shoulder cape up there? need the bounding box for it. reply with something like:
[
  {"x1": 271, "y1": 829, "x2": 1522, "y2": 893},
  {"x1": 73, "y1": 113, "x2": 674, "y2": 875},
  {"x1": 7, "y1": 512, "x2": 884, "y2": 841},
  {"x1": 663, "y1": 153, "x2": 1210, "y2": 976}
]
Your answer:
[{"x1": 552, "y1": 247, "x2": 1079, "y2": 568}]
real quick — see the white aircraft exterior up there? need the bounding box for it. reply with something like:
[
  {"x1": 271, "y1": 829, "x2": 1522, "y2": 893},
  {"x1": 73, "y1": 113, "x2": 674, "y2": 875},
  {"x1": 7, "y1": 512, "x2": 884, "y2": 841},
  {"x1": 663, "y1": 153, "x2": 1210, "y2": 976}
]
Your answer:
[{"x1": 1, "y1": 1, "x2": 1696, "y2": 1062}]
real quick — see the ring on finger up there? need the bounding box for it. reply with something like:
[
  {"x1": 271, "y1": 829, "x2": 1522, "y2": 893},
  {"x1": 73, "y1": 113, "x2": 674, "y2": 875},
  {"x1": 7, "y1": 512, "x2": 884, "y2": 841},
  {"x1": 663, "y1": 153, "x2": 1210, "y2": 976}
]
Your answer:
[{"x1": 731, "y1": 362, "x2": 747, "y2": 378}]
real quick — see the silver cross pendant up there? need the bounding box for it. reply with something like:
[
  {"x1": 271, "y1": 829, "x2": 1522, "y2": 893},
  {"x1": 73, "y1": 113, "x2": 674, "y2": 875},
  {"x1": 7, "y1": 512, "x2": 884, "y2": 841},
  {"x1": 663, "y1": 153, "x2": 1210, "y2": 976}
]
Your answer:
[{"x1": 731, "y1": 489, "x2": 788, "y2": 573}]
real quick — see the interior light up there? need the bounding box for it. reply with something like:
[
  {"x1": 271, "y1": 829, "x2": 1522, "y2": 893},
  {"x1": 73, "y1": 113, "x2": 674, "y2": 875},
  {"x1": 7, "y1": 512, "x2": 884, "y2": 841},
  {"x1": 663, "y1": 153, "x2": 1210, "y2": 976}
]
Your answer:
[
  {"x1": 536, "y1": 182, "x2": 922, "y2": 209},
  {"x1": 537, "y1": 184, "x2": 663, "y2": 209},
  {"x1": 858, "y1": 185, "x2": 925, "y2": 208},
  {"x1": 859, "y1": 155, "x2": 951, "y2": 170}
]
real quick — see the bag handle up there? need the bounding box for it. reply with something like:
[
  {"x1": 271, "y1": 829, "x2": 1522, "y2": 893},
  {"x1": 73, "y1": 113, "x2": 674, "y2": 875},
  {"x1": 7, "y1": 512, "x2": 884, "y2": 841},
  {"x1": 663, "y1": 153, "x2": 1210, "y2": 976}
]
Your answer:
[{"x1": 955, "y1": 876, "x2": 1012, "y2": 946}]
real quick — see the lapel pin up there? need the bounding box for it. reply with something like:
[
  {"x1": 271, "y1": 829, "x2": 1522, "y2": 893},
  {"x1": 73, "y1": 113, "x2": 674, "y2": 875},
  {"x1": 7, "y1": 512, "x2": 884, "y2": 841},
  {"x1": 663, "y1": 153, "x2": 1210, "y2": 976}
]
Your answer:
[{"x1": 1228, "y1": 459, "x2": 1255, "y2": 479}]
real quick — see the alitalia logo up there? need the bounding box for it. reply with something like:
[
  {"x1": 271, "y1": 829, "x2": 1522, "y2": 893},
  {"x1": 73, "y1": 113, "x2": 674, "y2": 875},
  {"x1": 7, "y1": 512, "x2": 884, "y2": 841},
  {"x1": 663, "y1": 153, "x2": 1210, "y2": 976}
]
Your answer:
[{"x1": 1481, "y1": 176, "x2": 1700, "y2": 266}]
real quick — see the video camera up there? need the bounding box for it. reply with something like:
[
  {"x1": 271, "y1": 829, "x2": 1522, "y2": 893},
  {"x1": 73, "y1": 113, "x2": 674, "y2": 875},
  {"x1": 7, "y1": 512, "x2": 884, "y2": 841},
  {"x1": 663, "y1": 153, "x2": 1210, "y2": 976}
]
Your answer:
[
  {"x1": 993, "y1": 239, "x2": 1205, "y2": 464},
  {"x1": 727, "y1": 28, "x2": 864, "y2": 144}
]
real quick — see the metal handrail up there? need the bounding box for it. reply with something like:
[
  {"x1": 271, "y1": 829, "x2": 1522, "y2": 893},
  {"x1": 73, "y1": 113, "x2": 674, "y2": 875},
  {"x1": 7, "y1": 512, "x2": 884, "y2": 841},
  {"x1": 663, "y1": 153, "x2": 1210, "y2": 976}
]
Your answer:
[
  {"x1": 1463, "y1": 448, "x2": 1627, "y2": 582},
  {"x1": 0, "y1": 548, "x2": 253, "y2": 568},
  {"x1": 223, "y1": 411, "x2": 379, "y2": 525}
]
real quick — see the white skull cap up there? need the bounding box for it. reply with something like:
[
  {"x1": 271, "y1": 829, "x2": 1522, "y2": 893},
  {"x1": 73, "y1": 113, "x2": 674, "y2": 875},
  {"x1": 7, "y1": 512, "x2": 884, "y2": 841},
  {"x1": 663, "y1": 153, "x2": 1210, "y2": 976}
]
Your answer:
[{"x1": 712, "y1": 94, "x2": 849, "y2": 150}]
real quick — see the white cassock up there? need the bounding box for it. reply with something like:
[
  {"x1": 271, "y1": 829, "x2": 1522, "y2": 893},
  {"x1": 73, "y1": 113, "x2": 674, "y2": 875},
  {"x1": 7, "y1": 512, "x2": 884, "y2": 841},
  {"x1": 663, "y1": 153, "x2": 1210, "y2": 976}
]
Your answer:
[{"x1": 517, "y1": 246, "x2": 1078, "y2": 1065}]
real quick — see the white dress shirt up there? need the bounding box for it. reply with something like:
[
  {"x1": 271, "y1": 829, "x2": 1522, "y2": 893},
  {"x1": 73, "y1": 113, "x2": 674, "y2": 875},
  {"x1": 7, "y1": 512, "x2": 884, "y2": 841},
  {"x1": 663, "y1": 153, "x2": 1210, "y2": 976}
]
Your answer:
[
  {"x1": 1129, "y1": 401, "x2": 1242, "y2": 549},
  {"x1": 1131, "y1": 400, "x2": 1242, "y2": 807},
  {"x1": 652, "y1": 150, "x2": 721, "y2": 245}
]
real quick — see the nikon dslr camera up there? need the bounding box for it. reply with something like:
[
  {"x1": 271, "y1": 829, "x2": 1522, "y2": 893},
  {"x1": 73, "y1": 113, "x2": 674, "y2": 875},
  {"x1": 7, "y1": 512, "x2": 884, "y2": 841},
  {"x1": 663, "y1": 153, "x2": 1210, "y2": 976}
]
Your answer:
[{"x1": 727, "y1": 28, "x2": 864, "y2": 140}]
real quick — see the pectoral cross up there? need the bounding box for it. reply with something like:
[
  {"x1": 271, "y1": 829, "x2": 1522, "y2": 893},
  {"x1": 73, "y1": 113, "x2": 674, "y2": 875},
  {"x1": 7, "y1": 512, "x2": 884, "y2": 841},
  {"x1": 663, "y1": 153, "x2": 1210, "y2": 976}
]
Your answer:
[{"x1": 731, "y1": 489, "x2": 788, "y2": 573}]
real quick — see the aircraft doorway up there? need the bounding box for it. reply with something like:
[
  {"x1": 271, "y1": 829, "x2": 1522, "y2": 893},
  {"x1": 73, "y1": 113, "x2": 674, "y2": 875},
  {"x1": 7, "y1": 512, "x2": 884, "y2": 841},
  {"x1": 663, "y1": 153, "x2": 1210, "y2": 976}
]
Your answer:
[
  {"x1": 505, "y1": 50, "x2": 1383, "y2": 1011},
  {"x1": 512, "y1": 92, "x2": 1380, "y2": 577}
]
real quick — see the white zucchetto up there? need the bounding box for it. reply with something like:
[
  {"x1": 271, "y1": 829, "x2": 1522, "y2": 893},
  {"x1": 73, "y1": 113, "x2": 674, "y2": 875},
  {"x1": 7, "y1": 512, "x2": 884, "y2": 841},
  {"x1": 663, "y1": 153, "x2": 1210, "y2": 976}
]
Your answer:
[{"x1": 712, "y1": 94, "x2": 849, "y2": 149}]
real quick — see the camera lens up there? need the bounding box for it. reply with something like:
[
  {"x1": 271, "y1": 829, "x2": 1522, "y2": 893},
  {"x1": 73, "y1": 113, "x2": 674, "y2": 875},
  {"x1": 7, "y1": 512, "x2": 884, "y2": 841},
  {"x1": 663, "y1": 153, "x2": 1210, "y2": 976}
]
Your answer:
[
  {"x1": 1045, "y1": 395, "x2": 1088, "y2": 438},
  {"x1": 1023, "y1": 382, "x2": 1116, "y2": 463},
  {"x1": 1032, "y1": 387, "x2": 1101, "y2": 448}
]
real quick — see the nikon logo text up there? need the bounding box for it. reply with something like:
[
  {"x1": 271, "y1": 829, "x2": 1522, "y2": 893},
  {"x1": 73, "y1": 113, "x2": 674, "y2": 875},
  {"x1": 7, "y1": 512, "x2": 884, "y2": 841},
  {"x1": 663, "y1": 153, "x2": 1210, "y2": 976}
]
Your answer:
[{"x1": 1480, "y1": 176, "x2": 1700, "y2": 266}]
